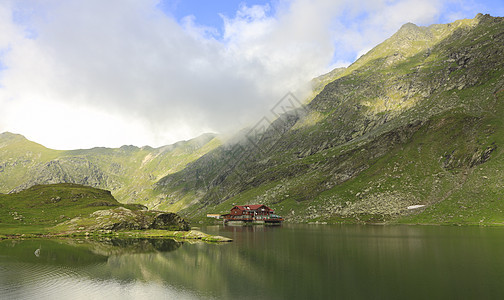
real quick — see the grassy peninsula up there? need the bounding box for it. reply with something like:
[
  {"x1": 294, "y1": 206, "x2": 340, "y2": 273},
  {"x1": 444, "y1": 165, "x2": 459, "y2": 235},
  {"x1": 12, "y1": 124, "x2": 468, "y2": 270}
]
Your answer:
[{"x1": 0, "y1": 183, "x2": 230, "y2": 242}]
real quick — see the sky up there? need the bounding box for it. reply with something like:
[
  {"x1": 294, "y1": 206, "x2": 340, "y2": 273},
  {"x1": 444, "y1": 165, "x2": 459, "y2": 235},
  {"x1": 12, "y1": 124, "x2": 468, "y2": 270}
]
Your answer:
[{"x1": 0, "y1": 0, "x2": 503, "y2": 150}]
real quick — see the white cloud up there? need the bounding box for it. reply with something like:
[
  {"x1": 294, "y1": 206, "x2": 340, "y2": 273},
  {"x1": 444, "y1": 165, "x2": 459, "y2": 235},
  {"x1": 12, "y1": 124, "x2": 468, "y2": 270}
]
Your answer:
[
  {"x1": 0, "y1": 0, "x2": 339, "y2": 149},
  {"x1": 329, "y1": 0, "x2": 444, "y2": 62},
  {"x1": 0, "y1": 0, "x2": 489, "y2": 149}
]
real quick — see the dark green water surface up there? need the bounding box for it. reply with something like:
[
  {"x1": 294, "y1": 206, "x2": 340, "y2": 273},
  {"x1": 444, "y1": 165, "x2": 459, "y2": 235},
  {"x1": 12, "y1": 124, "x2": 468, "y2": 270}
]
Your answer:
[{"x1": 1, "y1": 225, "x2": 504, "y2": 299}]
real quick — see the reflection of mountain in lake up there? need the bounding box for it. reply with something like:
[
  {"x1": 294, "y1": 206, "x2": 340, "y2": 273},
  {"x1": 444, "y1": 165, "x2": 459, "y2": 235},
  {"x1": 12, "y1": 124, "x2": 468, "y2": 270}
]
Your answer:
[
  {"x1": 99, "y1": 225, "x2": 504, "y2": 299},
  {"x1": 0, "y1": 238, "x2": 192, "y2": 300},
  {"x1": 0, "y1": 239, "x2": 109, "y2": 266},
  {"x1": 3, "y1": 225, "x2": 504, "y2": 299},
  {"x1": 108, "y1": 238, "x2": 182, "y2": 253},
  {"x1": 73, "y1": 238, "x2": 182, "y2": 257},
  {"x1": 0, "y1": 238, "x2": 182, "y2": 266}
]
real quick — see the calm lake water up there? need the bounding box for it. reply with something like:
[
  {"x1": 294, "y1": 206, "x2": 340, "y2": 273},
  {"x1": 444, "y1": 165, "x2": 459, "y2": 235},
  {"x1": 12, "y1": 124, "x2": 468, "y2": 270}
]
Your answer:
[{"x1": 1, "y1": 224, "x2": 504, "y2": 299}]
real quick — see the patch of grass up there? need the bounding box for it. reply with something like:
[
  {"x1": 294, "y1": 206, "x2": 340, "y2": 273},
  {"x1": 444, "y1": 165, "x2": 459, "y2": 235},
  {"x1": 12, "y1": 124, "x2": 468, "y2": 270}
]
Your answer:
[{"x1": 0, "y1": 183, "x2": 140, "y2": 234}]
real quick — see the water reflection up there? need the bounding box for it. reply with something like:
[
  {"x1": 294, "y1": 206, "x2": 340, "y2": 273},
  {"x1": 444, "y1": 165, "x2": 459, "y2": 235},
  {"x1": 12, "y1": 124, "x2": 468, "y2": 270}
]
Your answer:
[
  {"x1": 2, "y1": 225, "x2": 504, "y2": 299},
  {"x1": 0, "y1": 238, "x2": 181, "y2": 265},
  {"x1": 0, "y1": 238, "x2": 197, "y2": 300}
]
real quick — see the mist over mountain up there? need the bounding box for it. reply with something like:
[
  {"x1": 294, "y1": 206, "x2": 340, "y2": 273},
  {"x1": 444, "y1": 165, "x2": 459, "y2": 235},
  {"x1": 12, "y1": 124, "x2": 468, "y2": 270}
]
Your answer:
[{"x1": 2, "y1": 14, "x2": 504, "y2": 225}]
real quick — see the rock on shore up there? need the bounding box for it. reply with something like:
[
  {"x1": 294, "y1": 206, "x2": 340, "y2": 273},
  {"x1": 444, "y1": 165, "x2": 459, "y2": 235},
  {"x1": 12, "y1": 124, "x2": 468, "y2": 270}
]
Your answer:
[{"x1": 55, "y1": 207, "x2": 191, "y2": 232}]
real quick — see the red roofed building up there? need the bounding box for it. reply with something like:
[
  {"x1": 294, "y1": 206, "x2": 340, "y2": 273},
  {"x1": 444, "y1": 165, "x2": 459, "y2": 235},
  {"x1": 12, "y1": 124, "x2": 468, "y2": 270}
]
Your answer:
[{"x1": 223, "y1": 204, "x2": 283, "y2": 224}]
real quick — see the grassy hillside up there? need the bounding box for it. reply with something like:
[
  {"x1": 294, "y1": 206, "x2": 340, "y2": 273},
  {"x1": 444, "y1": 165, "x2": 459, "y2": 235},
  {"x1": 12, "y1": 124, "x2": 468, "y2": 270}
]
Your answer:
[
  {"x1": 155, "y1": 14, "x2": 504, "y2": 225},
  {"x1": 0, "y1": 132, "x2": 220, "y2": 208},
  {"x1": 0, "y1": 183, "x2": 141, "y2": 234}
]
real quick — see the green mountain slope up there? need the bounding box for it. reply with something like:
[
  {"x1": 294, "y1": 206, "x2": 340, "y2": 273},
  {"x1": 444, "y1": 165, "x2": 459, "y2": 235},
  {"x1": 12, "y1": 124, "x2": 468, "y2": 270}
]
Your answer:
[
  {"x1": 0, "y1": 132, "x2": 220, "y2": 207},
  {"x1": 155, "y1": 14, "x2": 504, "y2": 224}
]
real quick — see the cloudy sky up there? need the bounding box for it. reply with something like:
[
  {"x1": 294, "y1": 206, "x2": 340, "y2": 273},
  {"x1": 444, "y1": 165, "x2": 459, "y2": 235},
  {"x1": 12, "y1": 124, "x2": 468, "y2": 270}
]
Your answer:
[{"x1": 0, "y1": 0, "x2": 502, "y2": 149}]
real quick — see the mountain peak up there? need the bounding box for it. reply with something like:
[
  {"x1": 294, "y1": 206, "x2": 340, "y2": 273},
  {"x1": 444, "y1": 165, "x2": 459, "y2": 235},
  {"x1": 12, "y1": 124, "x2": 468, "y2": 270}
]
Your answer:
[
  {"x1": 399, "y1": 22, "x2": 419, "y2": 31},
  {"x1": 391, "y1": 21, "x2": 432, "y2": 42},
  {"x1": 343, "y1": 14, "x2": 491, "y2": 75},
  {"x1": 0, "y1": 131, "x2": 26, "y2": 138},
  {"x1": 475, "y1": 13, "x2": 491, "y2": 21},
  {"x1": 0, "y1": 132, "x2": 28, "y2": 145}
]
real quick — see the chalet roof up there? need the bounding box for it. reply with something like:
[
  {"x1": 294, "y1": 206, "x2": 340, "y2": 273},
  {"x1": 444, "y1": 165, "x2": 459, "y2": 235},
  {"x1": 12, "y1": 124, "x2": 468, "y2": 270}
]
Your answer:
[{"x1": 233, "y1": 204, "x2": 271, "y2": 211}]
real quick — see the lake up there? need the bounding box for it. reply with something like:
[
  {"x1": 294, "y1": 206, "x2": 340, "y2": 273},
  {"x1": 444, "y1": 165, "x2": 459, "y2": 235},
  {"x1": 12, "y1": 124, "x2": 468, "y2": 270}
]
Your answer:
[{"x1": 1, "y1": 224, "x2": 504, "y2": 299}]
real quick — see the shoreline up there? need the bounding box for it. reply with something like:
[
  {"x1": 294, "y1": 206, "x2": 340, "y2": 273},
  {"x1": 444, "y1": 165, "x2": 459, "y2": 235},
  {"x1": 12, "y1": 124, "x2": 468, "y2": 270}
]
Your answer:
[{"x1": 0, "y1": 229, "x2": 232, "y2": 243}]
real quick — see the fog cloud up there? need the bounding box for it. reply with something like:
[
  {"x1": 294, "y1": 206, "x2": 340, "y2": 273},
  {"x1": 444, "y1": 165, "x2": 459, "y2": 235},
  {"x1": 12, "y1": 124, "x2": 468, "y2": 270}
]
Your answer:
[{"x1": 0, "y1": 0, "x2": 488, "y2": 149}]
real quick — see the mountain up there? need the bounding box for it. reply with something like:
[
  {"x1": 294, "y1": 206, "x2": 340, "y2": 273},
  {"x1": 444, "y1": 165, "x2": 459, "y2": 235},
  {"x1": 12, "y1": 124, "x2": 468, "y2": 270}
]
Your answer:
[
  {"x1": 154, "y1": 14, "x2": 504, "y2": 225},
  {"x1": 2, "y1": 14, "x2": 504, "y2": 225},
  {"x1": 0, "y1": 132, "x2": 220, "y2": 207}
]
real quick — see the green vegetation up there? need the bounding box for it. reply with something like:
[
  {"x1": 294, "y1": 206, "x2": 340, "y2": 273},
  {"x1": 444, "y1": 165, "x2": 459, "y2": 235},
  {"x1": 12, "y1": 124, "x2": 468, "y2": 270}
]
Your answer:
[
  {"x1": 0, "y1": 183, "x2": 230, "y2": 242},
  {"x1": 155, "y1": 14, "x2": 504, "y2": 225},
  {"x1": 108, "y1": 229, "x2": 232, "y2": 242},
  {"x1": 0, "y1": 183, "x2": 141, "y2": 235},
  {"x1": 2, "y1": 14, "x2": 504, "y2": 226},
  {"x1": 0, "y1": 132, "x2": 220, "y2": 209}
]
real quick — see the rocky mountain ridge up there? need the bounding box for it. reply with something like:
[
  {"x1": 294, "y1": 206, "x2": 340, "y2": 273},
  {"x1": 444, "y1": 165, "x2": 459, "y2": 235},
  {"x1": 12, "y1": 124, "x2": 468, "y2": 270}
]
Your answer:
[
  {"x1": 2, "y1": 14, "x2": 504, "y2": 225},
  {"x1": 0, "y1": 132, "x2": 220, "y2": 207}
]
